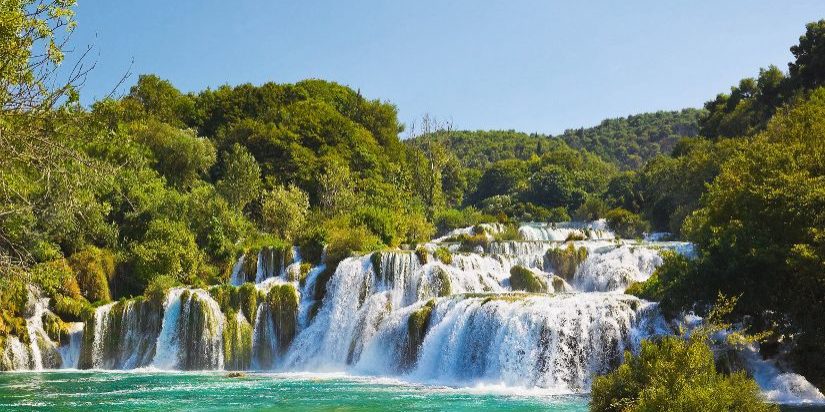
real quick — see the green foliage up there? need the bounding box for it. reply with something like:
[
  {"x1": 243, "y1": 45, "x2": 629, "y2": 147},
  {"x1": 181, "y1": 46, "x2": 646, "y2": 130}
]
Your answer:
[
  {"x1": 130, "y1": 219, "x2": 205, "y2": 290},
  {"x1": 216, "y1": 143, "x2": 262, "y2": 211},
  {"x1": 560, "y1": 109, "x2": 703, "y2": 169},
  {"x1": 700, "y1": 20, "x2": 825, "y2": 139},
  {"x1": 509, "y1": 265, "x2": 548, "y2": 293},
  {"x1": 574, "y1": 196, "x2": 609, "y2": 221},
  {"x1": 492, "y1": 224, "x2": 523, "y2": 242},
  {"x1": 457, "y1": 233, "x2": 490, "y2": 253},
  {"x1": 123, "y1": 75, "x2": 196, "y2": 127},
  {"x1": 433, "y1": 207, "x2": 495, "y2": 235},
  {"x1": 605, "y1": 208, "x2": 649, "y2": 239},
  {"x1": 323, "y1": 216, "x2": 383, "y2": 266},
  {"x1": 590, "y1": 336, "x2": 777, "y2": 412},
  {"x1": 130, "y1": 119, "x2": 216, "y2": 190},
  {"x1": 261, "y1": 184, "x2": 309, "y2": 243},
  {"x1": 434, "y1": 247, "x2": 452, "y2": 265},
  {"x1": 143, "y1": 274, "x2": 180, "y2": 303},
  {"x1": 68, "y1": 246, "x2": 115, "y2": 303}
]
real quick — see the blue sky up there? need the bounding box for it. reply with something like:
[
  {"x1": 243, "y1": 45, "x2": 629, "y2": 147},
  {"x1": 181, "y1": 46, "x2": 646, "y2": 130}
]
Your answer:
[{"x1": 69, "y1": 0, "x2": 825, "y2": 134}]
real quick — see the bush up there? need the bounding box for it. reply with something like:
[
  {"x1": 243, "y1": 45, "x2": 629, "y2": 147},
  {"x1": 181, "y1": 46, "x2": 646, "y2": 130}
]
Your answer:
[
  {"x1": 69, "y1": 246, "x2": 116, "y2": 303},
  {"x1": 130, "y1": 219, "x2": 205, "y2": 290},
  {"x1": 433, "y1": 207, "x2": 494, "y2": 234},
  {"x1": 591, "y1": 336, "x2": 778, "y2": 412},
  {"x1": 605, "y1": 208, "x2": 650, "y2": 239},
  {"x1": 144, "y1": 275, "x2": 180, "y2": 303},
  {"x1": 324, "y1": 217, "x2": 383, "y2": 266},
  {"x1": 509, "y1": 265, "x2": 548, "y2": 293},
  {"x1": 457, "y1": 233, "x2": 489, "y2": 253},
  {"x1": 573, "y1": 196, "x2": 609, "y2": 221},
  {"x1": 30, "y1": 259, "x2": 81, "y2": 300},
  {"x1": 493, "y1": 224, "x2": 523, "y2": 241}
]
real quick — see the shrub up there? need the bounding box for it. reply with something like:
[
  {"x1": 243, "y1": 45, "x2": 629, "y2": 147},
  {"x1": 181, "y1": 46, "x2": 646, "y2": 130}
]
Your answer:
[
  {"x1": 493, "y1": 224, "x2": 523, "y2": 241},
  {"x1": 509, "y1": 265, "x2": 548, "y2": 293},
  {"x1": 573, "y1": 196, "x2": 609, "y2": 221},
  {"x1": 433, "y1": 207, "x2": 494, "y2": 234},
  {"x1": 69, "y1": 246, "x2": 116, "y2": 303},
  {"x1": 591, "y1": 336, "x2": 778, "y2": 412},
  {"x1": 30, "y1": 259, "x2": 81, "y2": 300},
  {"x1": 324, "y1": 219, "x2": 382, "y2": 266},
  {"x1": 144, "y1": 275, "x2": 180, "y2": 303},
  {"x1": 458, "y1": 233, "x2": 489, "y2": 252},
  {"x1": 605, "y1": 208, "x2": 650, "y2": 239}
]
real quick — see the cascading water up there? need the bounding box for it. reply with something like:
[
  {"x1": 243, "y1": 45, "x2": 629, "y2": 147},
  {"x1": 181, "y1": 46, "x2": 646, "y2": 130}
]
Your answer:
[
  {"x1": 4, "y1": 221, "x2": 823, "y2": 404},
  {"x1": 152, "y1": 288, "x2": 225, "y2": 370}
]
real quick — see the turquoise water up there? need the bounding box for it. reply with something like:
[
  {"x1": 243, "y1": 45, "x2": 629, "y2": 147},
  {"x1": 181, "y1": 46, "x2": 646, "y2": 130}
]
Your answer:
[{"x1": 0, "y1": 371, "x2": 589, "y2": 411}]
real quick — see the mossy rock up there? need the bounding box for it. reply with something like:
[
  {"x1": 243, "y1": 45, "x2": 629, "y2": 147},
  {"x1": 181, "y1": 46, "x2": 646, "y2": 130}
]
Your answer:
[
  {"x1": 222, "y1": 311, "x2": 253, "y2": 371},
  {"x1": 433, "y1": 267, "x2": 452, "y2": 297},
  {"x1": 266, "y1": 284, "x2": 299, "y2": 355},
  {"x1": 312, "y1": 266, "x2": 336, "y2": 301},
  {"x1": 370, "y1": 252, "x2": 384, "y2": 282},
  {"x1": 41, "y1": 311, "x2": 70, "y2": 346},
  {"x1": 544, "y1": 244, "x2": 588, "y2": 280},
  {"x1": 415, "y1": 247, "x2": 429, "y2": 265},
  {"x1": 434, "y1": 247, "x2": 452, "y2": 265},
  {"x1": 404, "y1": 299, "x2": 436, "y2": 369},
  {"x1": 297, "y1": 263, "x2": 312, "y2": 287},
  {"x1": 509, "y1": 265, "x2": 548, "y2": 293}
]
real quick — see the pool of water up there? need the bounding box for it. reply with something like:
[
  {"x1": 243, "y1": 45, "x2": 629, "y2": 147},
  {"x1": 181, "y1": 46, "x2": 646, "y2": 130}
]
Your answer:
[{"x1": 0, "y1": 371, "x2": 589, "y2": 411}]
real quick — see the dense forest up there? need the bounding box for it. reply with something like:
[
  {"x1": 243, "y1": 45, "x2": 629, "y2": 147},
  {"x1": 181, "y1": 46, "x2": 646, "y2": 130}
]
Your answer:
[{"x1": 1, "y1": 1, "x2": 825, "y2": 408}]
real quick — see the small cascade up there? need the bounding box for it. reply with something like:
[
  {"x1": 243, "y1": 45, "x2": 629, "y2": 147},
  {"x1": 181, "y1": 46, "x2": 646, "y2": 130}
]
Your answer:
[
  {"x1": 79, "y1": 298, "x2": 164, "y2": 369},
  {"x1": 1, "y1": 336, "x2": 32, "y2": 370},
  {"x1": 229, "y1": 255, "x2": 246, "y2": 286},
  {"x1": 736, "y1": 344, "x2": 825, "y2": 405},
  {"x1": 57, "y1": 322, "x2": 84, "y2": 369},
  {"x1": 518, "y1": 221, "x2": 615, "y2": 242},
  {"x1": 152, "y1": 288, "x2": 224, "y2": 370},
  {"x1": 573, "y1": 245, "x2": 663, "y2": 292}
]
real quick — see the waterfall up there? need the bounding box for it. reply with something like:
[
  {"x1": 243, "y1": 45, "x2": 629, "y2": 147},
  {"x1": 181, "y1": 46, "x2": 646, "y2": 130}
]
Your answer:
[
  {"x1": 80, "y1": 298, "x2": 164, "y2": 369},
  {"x1": 7, "y1": 220, "x2": 822, "y2": 403},
  {"x1": 58, "y1": 322, "x2": 84, "y2": 369},
  {"x1": 152, "y1": 288, "x2": 224, "y2": 370}
]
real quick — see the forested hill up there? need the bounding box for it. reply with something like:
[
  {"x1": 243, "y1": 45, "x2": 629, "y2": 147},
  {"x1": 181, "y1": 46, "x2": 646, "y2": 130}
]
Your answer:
[
  {"x1": 407, "y1": 108, "x2": 702, "y2": 170},
  {"x1": 557, "y1": 109, "x2": 703, "y2": 169}
]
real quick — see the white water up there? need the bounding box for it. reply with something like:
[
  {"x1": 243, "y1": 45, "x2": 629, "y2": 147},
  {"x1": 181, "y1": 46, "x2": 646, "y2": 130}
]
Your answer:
[{"x1": 4, "y1": 221, "x2": 823, "y2": 404}]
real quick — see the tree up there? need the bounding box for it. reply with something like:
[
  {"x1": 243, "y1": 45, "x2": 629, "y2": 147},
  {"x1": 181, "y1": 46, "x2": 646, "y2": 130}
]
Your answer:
[
  {"x1": 216, "y1": 143, "x2": 262, "y2": 211},
  {"x1": 261, "y1": 184, "x2": 309, "y2": 242},
  {"x1": 130, "y1": 219, "x2": 204, "y2": 289},
  {"x1": 526, "y1": 165, "x2": 584, "y2": 211},
  {"x1": 789, "y1": 20, "x2": 825, "y2": 90},
  {"x1": 591, "y1": 336, "x2": 777, "y2": 412},
  {"x1": 124, "y1": 74, "x2": 196, "y2": 127},
  {"x1": 130, "y1": 119, "x2": 217, "y2": 190}
]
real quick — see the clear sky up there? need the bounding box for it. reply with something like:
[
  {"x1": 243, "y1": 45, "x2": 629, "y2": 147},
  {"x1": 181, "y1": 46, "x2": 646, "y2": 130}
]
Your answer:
[{"x1": 68, "y1": 0, "x2": 825, "y2": 135}]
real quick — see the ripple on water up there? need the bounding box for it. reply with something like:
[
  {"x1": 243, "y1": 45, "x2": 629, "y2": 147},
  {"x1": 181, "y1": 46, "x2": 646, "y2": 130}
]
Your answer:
[{"x1": 0, "y1": 371, "x2": 590, "y2": 411}]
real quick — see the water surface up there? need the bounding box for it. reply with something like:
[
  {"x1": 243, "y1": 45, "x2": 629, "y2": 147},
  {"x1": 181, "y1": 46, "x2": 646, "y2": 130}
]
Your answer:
[{"x1": 0, "y1": 371, "x2": 589, "y2": 411}]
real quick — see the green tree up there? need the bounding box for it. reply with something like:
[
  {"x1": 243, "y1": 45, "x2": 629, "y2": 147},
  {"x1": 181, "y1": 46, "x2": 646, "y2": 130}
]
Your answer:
[
  {"x1": 130, "y1": 219, "x2": 204, "y2": 290},
  {"x1": 590, "y1": 336, "x2": 777, "y2": 412},
  {"x1": 216, "y1": 143, "x2": 262, "y2": 211},
  {"x1": 261, "y1": 184, "x2": 309, "y2": 242},
  {"x1": 789, "y1": 20, "x2": 825, "y2": 90},
  {"x1": 130, "y1": 119, "x2": 217, "y2": 190}
]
